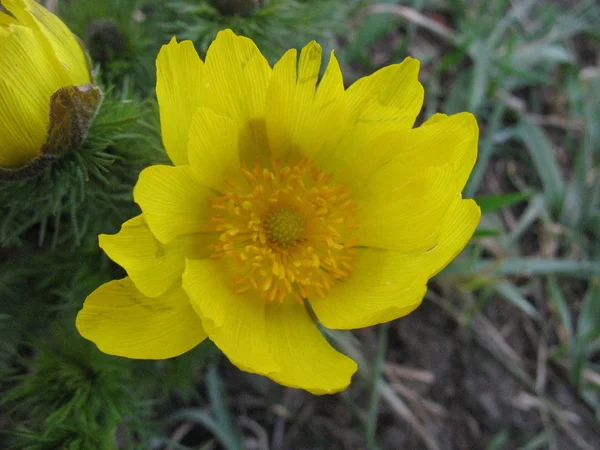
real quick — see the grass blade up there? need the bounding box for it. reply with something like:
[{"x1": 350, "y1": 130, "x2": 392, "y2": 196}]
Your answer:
[
  {"x1": 494, "y1": 281, "x2": 540, "y2": 320},
  {"x1": 517, "y1": 116, "x2": 565, "y2": 212},
  {"x1": 476, "y1": 192, "x2": 532, "y2": 214},
  {"x1": 445, "y1": 258, "x2": 600, "y2": 279},
  {"x1": 206, "y1": 365, "x2": 244, "y2": 450},
  {"x1": 365, "y1": 322, "x2": 390, "y2": 449}
]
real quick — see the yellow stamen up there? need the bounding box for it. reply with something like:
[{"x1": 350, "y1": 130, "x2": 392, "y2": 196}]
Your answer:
[{"x1": 209, "y1": 158, "x2": 358, "y2": 303}]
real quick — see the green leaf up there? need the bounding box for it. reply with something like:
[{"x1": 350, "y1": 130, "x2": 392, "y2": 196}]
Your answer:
[
  {"x1": 487, "y1": 429, "x2": 511, "y2": 450},
  {"x1": 494, "y1": 281, "x2": 540, "y2": 320},
  {"x1": 517, "y1": 116, "x2": 565, "y2": 212},
  {"x1": 365, "y1": 322, "x2": 390, "y2": 449},
  {"x1": 468, "y1": 40, "x2": 493, "y2": 112},
  {"x1": 445, "y1": 258, "x2": 600, "y2": 279},
  {"x1": 169, "y1": 409, "x2": 231, "y2": 449},
  {"x1": 345, "y1": 0, "x2": 397, "y2": 63},
  {"x1": 547, "y1": 277, "x2": 574, "y2": 345},
  {"x1": 206, "y1": 365, "x2": 244, "y2": 450},
  {"x1": 576, "y1": 284, "x2": 600, "y2": 340},
  {"x1": 472, "y1": 228, "x2": 502, "y2": 238},
  {"x1": 476, "y1": 192, "x2": 532, "y2": 214}
]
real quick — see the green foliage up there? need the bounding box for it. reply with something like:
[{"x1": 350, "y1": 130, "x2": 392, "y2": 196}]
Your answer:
[
  {"x1": 0, "y1": 75, "x2": 165, "y2": 449},
  {"x1": 143, "y1": 341, "x2": 221, "y2": 402},
  {"x1": 343, "y1": 0, "x2": 397, "y2": 67},
  {"x1": 476, "y1": 192, "x2": 532, "y2": 214},
  {"x1": 337, "y1": 0, "x2": 600, "y2": 447},
  {"x1": 2, "y1": 0, "x2": 600, "y2": 448},
  {"x1": 164, "y1": 0, "x2": 361, "y2": 61},
  {"x1": 2, "y1": 325, "x2": 153, "y2": 450},
  {"x1": 0, "y1": 88, "x2": 163, "y2": 249},
  {"x1": 168, "y1": 364, "x2": 245, "y2": 450},
  {"x1": 0, "y1": 314, "x2": 18, "y2": 382},
  {"x1": 58, "y1": 0, "x2": 166, "y2": 92}
]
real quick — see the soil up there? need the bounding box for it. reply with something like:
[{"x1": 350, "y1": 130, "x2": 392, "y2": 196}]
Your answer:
[{"x1": 213, "y1": 298, "x2": 600, "y2": 450}]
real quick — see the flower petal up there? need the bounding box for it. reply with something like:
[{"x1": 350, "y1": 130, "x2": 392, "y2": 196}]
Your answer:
[
  {"x1": 265, "y1": 43, "x2": 348, "y2": 162},
  {"x1": 187, "y1": 107, "x2": 242, "y2": 191},
  {"x1": 315, "y1": 50, "x2": 345, "y2": 107},
  {"x1": 156, "y1": 37, "x2": 205, "y2": 165},
  {"x1": 419, "y1": 197, "x2": 481, "y2": 278},
  {"x1": 133, "y1": 165, "x2": 214, "y2": 244},
  {"x1": 203, "y1": 29, "x2": 272, "y2": 162},
  {"x1": 4, "y1": 0, "x2": 90, "y2": 84},
  {"x1": 356, "y1": 165, "x2": 458, "y2": 253},
  {"x1": 0, "y1": 76, "x2": 46, "y2": 167},
  {"x1": 182, "y1": 258, "x2": 280, "y2": 374},
  {"x1": 342, "y1": 112, "x2": 478, "y2": 193},
  {"x1": 0, "y1": 23, "x2": 65, "y2": 117},
  {"x1": 258, "y1": 43, "x2": 353, "y2": 170},
  {"x1": 315, "y1": 57, "x2": 423, "y2": 174},
  {"x1": 305, "y1": 50, "x2": 349, "y2": 161},
  {"x1": 421, "y1": 112, "x2": 448, "y2": 127},
  {"x1": 76, "y1": 277, "x2": 206, "y2": 359},
  {"x1": 345, "y1": 57, "x2": 423, "y2": 130},
  {"x1": 1, "y1": 1, "x2": 65, "y2": 81},
  {"x1": 265, "y1": 41, "x2": 327, "y2": 158},
  {"x1": 99, "y1": 215, "x2": 213, "y2": 298},
  {"x1": 183, "y1": 258, "x2": 356, "y2": 393},
  {"x1": 0, "y1": 11, "x2": 17, "y2": 26},
  {"x1": 312, "y1": 198, "x2": 480, "y2": 330},
  {"x1": 312, "y1": 262, "x2": 427, "y2": 330},
  {"x1": 265, "y1": 299, "x2": 357, "y2": 394}
]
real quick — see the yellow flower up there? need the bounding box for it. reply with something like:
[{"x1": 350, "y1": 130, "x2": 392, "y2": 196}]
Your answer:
[
  {"x1": 0, "y1": 0, "x2": 93, "y2": 171},
  {"x1": 76, "y1": 30, "x2": 480, "y2": 394}
]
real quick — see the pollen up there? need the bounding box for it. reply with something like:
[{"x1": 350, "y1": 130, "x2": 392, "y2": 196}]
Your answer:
[
  {"x1": 264, "y1": 208, "x2": 304, "y2": 248},
  {"x1": 208, "y1": 158, "x2": 358, "y2": 304}
]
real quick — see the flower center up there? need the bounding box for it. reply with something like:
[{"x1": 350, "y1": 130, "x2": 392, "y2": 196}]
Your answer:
[
  {"x1": 208, "y1": 158, "x2": 358, "y2": 303},
  {"x1": 264, "y1": 208, "x2": 304, "y2": 248}
]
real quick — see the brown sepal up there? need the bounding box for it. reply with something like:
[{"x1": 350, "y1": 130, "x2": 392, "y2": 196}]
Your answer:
[{"x1": 0, "y1": 83, "x2": 103, "y2": 181}]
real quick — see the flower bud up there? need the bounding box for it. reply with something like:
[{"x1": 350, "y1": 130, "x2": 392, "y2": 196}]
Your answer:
[{"x1": 0, "y1": 0, "x2": 102, "y2": 179}]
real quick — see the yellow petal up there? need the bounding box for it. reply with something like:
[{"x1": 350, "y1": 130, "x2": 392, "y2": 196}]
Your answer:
[
  {"x1": 4, "y1": 0, "x2": 90, "y2": 84},
  {"x1": 315, "y1": 57, "x2": 423, "y2": 174},
  {"x1": 183, "y1": 258, "x2": 356, "y2": 393},
  {"x1": 342, "y1": 112, "x2": 478, "y2": 194},
  {"x1": 133, "y1": 165, "x2": 214, "y2": 244},
  {"x1": 420, "y1": 197, "x2": 481, "y2": 278},
  {"x1": 1, "y1": 1, "x2": 64, "y2": 80},
  {"x1": 266, "y1": 43, "x2": 347, "y2": 162},
  {"x1": 182, "y1": 258, "x2": 280, "y2": 374},
  {"x1": 187, "y1": 107, "x2": 242, "y2": 191},
  {"x1": 0, "y1": 76, "x2": 46, "y2": 167},
  {"x1": 356, "y1": 165, "x2": 458, "y2": 253},
  {"x1": 266, "y1": 43, "x2": 318, "y2": 159},
  {"x1": 315, "y1": 51, "x2": 345, "y2": 108},
  {"x1": 421, "y1": 112, "x2": 448, "y2": 127},
  {"x1": 156, "y1": 37, "x2": 205, "y2": 165},
  {"x1": 311, "y1": 261, "x2": 427, "y2": 330},
  {"x1": 265, "y1": 47, "x2": 299, "y2": 159},
  {"x1": 345, "y1": 57, "x2": 423, "y2": 131},
  {"x1": 76, "y1": 278, "x2": 206, "y2": 359},
  {"x1": 312, "y1": 198, "x2": 480, "y2": 330},
  {"x1": 265, "y1": 300, "x2": 357, "y2": 394},
  {"x1": 203, "y1": 29, "x2": 272, "y2": 162},
  {"x1": 0, "y1": 11, "x2": 16, "y2": 26},
  {"x1": 0, "y1": 24, "x2": 65, "y2": 117},
  {"x1": 99, "y1": 215, "x2": 213, "y2": 298}
]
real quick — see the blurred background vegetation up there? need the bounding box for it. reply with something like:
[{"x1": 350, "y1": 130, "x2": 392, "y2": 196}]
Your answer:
[{"x1": 1, "y1": 0, "x2": 600, "y2": 448}]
